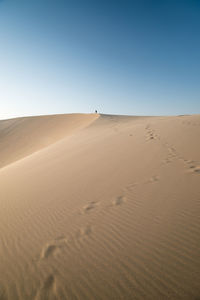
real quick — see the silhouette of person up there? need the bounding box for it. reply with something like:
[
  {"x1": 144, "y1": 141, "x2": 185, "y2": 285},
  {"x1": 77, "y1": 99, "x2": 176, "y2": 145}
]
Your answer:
[{"x1": 95, "y1": 110, "x2": 97, "y2": 113}]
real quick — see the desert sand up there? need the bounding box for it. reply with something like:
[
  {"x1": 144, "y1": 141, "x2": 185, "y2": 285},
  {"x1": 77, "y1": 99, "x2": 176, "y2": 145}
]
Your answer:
[{"x1": 0, "y1": 113, "x2": 200, "y2": 299}]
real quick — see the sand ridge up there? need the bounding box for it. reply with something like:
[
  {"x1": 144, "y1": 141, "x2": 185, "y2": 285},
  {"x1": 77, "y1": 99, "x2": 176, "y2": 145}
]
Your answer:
[
  {"x1": 0, "y1": 113, "x2": 200, "y2": 299},
  {"x1": 0, "y1": 113, "x2": 99, "y2": 169}
]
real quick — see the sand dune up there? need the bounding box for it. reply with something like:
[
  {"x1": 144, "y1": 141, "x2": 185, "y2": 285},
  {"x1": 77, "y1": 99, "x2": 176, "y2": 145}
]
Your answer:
[
  {"x1": 0, "y1": 114, "x2": 98, "y2": 169},
  {"x1": 0, "y1": 113, "x2": 200, "y2": 299}
]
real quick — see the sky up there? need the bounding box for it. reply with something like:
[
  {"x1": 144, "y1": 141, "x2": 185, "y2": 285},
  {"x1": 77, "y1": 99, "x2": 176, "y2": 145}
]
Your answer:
[{"x1": 0, "y1": 0, "x2": 200, "y2": 119}]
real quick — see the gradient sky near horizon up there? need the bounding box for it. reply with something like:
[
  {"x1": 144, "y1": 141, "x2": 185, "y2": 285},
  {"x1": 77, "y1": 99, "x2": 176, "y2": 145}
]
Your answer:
[{"x1": 0, "y1": 0, "x2": 200, "y2": 119}]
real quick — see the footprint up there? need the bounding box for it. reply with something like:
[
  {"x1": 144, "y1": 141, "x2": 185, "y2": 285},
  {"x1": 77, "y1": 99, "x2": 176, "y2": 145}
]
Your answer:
[
  {"x1": 145, "y1": 128, "x2": 158, "y2": 141},
  {"x1": 40, "y1": 236, "x2": 67, "y2": 259},
  {"x1": 146, "y1": 133, "x2": 156, "y2": 141},
  {"x1": 83, "y1": 201, "x2": 98, "y2": 213},
  {"x1": 80, "y1": 225, "x2": 92, "y2": 236},
  {"x1": 186, "y1": 165, "x2": 200, "y2": 174},
  {"x1": 36, "y1": 275, "x2": 56, "y2": 300},
  {"x1": 43, "y1": 275, "x2": 55, "y2": 291},
  {"x1": 168, "y1": 147, "x2": 176, "y2": 154},
  {"x1": 146, "y1": 176, "x2": 159, "y2": 183},
  {"x1": 76, "y1": 225, "x2": 92, "y2": 240},
  {"x1": 40, "y1": 244, "x2": 59, "y2": 259},
  {"x1": 112, "y1": 195, "x2": 126, "y2": 206},
  {"x1": 189, "y1": 165, "x2": 196, "y2": 169},
  {"x1": 0, "y1": 285, "x2": 7, "y2": 300},
  {"x1": 162, "y1": 146, "x2": 179, "y2": 165},
  {"x1": 183, "y1": 159, "x2": 196, "y2": 165},
  {"x1": 193, "y1": 167, "x2": 200, "y2": 174}
]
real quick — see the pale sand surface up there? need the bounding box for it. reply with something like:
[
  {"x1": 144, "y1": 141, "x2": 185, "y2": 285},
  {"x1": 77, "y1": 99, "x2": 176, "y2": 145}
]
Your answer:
[{"x1": 0, "y1": 113, "x2": 200, "y2": 299}]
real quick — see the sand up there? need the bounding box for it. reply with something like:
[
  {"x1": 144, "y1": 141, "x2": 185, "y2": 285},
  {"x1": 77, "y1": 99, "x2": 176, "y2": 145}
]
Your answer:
[{"x1": 0, "y1": 113, "x2": 200, "y2": 299}]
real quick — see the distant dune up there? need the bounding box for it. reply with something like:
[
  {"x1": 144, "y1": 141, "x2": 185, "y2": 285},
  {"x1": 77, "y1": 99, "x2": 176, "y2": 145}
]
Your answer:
[{"x1": 0, "y1": 113, "x2": 200, "y2": 299}]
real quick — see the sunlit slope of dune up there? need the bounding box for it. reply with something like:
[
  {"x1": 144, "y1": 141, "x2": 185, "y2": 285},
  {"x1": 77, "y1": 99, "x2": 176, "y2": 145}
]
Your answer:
[
  {"x1": 0, "y1": 113, "x2": 99, "y2": 168},
  {"x1": 0, "y1": 114, "x2": 200, "y2": 299}
]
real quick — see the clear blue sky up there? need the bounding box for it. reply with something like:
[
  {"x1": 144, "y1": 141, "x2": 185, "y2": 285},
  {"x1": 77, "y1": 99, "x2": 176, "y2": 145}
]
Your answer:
[{"x1": 0, "y1": 0, "x2": 200, "y2": 119}]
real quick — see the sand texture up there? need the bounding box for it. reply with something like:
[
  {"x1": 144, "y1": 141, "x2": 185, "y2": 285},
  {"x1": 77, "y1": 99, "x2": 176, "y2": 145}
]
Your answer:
[{"x1": 0, "y1": 113, "x2": 200, "y2": 299}]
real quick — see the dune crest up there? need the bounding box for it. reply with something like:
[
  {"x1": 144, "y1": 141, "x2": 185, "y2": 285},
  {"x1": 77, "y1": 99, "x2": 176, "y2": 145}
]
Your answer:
[{"x1": 0, "y1": 113, "x2": 99, "y2": 169}]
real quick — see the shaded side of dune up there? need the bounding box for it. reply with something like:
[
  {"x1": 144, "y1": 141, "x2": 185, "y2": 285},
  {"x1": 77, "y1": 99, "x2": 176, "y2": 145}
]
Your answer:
[{"x1": 0, "y1": 113, "x2": 99, "y2": 169}]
